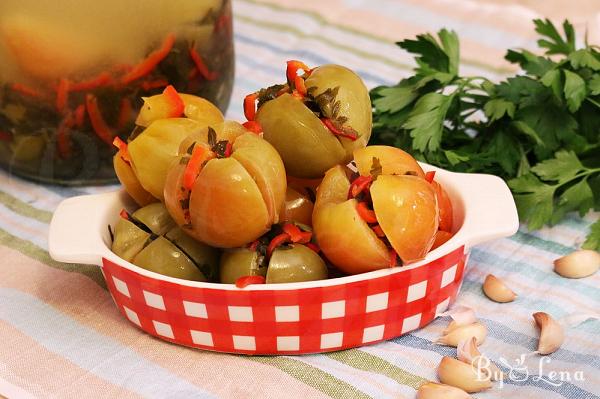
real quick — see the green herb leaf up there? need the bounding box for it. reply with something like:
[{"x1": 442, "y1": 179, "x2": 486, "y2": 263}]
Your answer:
[
  {"x1": 531, "y1": 150, "x2": 584, "y2": 183},
  {"x1": 582, "y1": 219, "x2": 600, "y2": 250},
  {"x1": 403, "y1": 92, "x2": 454, "y2": 152},
  {"x1": 372, "y1": 85, "x2": 418, "y2": 113},
  {"x1": 568, "y1": 49, "x2": 600, "y2": 70},
  {"x1": 540, "y1": 69, "x2": 563, "y2": 100},
  {"x1": 558, "y1": 178, "x2": 594, "y2": 216},
  {"x1": 484, "y1": 98, "x2": 515, "y2": 122},
  {"x1": 509, "y1": 173, "x2": 556, "y2": 230},
  {"x1": 563, "y1": 70, "x2": 586, "y2": 113},
  {"x1": 588, "y1": 74, "x2": 600, "y2": 95},
  {"x1": 534, "y1": 18, "x2": 576, "y2": 55},
  {"x1": 396, "y1": 29, "x2": 459, "y2": 76}
]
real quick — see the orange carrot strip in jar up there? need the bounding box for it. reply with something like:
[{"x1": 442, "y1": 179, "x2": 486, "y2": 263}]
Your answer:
[
  {"x1": 121, "y1": 33, "x2": 176, "y2": 84},
  {"x1": 70, "y1": 72, "x2": 112, "y2": 91},
  {"x1": 56, "y1": 113, "x2": 76, "y2": 159},
  {"x1": 85, "y1": 94, "x2": 114, "y2": 146},
  {"x1": 10, "y1": 83, "x2": 42, "y2": 98},
  {"x1": 116, "y1": 98, "x2": 133, "y2": 130},
  {"x1": 55, "y1": 78, "x2": 70, "y2": 114},
  {"x1": 73, "y1": 104, "x2": 86, "y2": 128},
  {"x1": 189, "y1": 46, "x2": 218, "y2": 81}
]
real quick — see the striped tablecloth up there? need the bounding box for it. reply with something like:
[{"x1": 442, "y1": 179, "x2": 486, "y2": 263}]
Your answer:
[{"x1": 1, "y1": 1, "x2": 599, "y2": 398}]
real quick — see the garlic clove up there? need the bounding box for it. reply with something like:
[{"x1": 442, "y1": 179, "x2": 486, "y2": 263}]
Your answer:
[
  {"x1": 533, "y1": 312, "x2": 565, "y2": 355},
  {"x1": 457, "y1": 337, "x2": 504, "y2": 381},
  {"x1": 439, "y1": 306, "x2": 477, "y2": 329},
  {"x1": 438, "y1": 322, "x2": 487, "y2": 347},
  {"x1": 438, "y1": 356, "x2": 492, "y2": 393},
  {"x1": 482, "y1": 274, "x2": 517, "y2": 303},
  {"x1": 553, "y1": 250, "x2": 600, "y2": 279},
  {"x1": 416, "y1": 381, "x2": 472, "y2": 399}
]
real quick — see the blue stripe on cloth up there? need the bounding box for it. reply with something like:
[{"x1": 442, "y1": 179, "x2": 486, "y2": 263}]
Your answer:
[
  {"x1": 390, "y1": 334, "x2": 598, "y2": 399},
  {"x1": 0, "y1": 289, "x2": 217, "y2": 399}
]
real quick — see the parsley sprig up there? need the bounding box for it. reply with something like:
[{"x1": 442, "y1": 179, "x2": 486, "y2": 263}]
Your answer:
[{"x1": 371, "y1": 19, "x2": 600, "y2": 249}]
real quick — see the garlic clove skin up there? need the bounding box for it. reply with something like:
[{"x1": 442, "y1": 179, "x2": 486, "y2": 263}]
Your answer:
[
  {"x1": 554, "y1": 250, "x2": 600, "y2": 279},
  {"x1": 417, "y1": 381, "x2": 472, "y2": 399},
  {"x1": 438, "y1": 322, "x2": 487, "y2": 347},
  {"x1": 439, "y1": 306, "x2": 477, "y2": 328},
  {"x1": 438, "y1": 356, "x2": 492, "y2": 393},
  {"x1": 457, "y1": 337, "x2": 504, "y2": 381},
  {"x1": 482, "y1": 274, "x2": 517, "y2": 303},
  {"x1": 533, "y1": 312, "x2": 565, "y2": 355}
]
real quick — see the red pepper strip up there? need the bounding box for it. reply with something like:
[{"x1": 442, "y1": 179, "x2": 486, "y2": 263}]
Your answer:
[
  {"x1": 162, "y1": 85, "x2": 185, "y2": 117},
  {"x1": 291, "y1": 90, "x2": 304, "y2": 100},
  {"x1": 389, "y1": 249, "x2": 398, "y2": 267},
  {"x1": 141, "y1": 79, "x2": 169, "y2": 91},
  {"x1": 356, "y1": 201, "x2": 378, "y2": 224},
  {"x1": 306, "y1": 242, "x2": 321, "y2": 253},
  {"x1": 183, "y1": 145, "x2": 206, "y2": 190},
  {"x1": 73, "y1": 104, "x2": 86, "y2": 128},
  {"x1": 11, "y1": 83, "x2": 42, "y2": 98},
  {"x1": 294, "y1": 75, "x2": 307, "y2": 97},
  {"x1": 235, "y1": 275, "x2": 266, "y2": 288},
  {"x1": 112, "y1": 137, "x2": 131, "y2": 163},
  {"x1": 425, "y1": 171, "x2": 436, "y2": 183},
  {"x1": 320, "y1": 118, "x2": 358, "y2": 141},
  {"x1": 116, "y1": 98, "x2": 133, "y2": 130},
  {"x1": 347, "y1": 175, "x2": 373, "y2": 199},
  {"x1": 56, "y1": 113, "x2": 75, "y2": 159},
  {"x1": 0, "y1": 131, "x2": 12, "y2": 141},
  {"x1": 121, "y1": 33, "x2": 176, "y2": 84},
  {"x1": 282, "y1": 223, "x2": 312, "y2": 244},
  {"x1": 85, "y1": 94, "x2": 114, "y2": 146},
  {"x1": 242, "y1": 120, "x2": 262, "y2": 134},
  {"x1": 119, "y1": 209, "x2": 129, "y2": 220},
  {"x1": 70, "y1": 72, "x2": 112, "y2": 91},
  {"x1": 267, "y1": 233, "x2": 291, "y2": 258},
  {"x1": 224, "y1": 141, "x2": 233, "y2": 158},
  {"x1": 55, "y1": 78, "x2": 70, "y2": 114},
  {"x1": 286, "y1": 60, "x2": 310, "y2": 85},
  {"x1": 243, "y1": 93, "x2": 258, "y2": 121},
  {"x1": 248, "y1": 240, "x2": 260, "y2": 251},
  {"x1": 189, "y1": 46, "x2": 218, "y2": 81},
  {"x1": 371, "y1": 224, "x2": 385, "y2": 238}
]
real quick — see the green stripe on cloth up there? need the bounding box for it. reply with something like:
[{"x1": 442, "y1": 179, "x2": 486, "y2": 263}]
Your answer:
[
  {"x1": 235, "y1": 14, "x2": 414, "y2": 72},
  {"x1": 326, "y1": 349, "x2": 426, "y2": 389},
  {"x1": 0, "y1": 190, "x2": 52, "y2": 224},
  {"x1": 510, "y1": 231, "x2": 574, "y2": 255},
  {"x1": 251, "y1": 356, "x2": 370, "y2": 399},
  {"x1": 0, "y1": 228, "x2": 106, "y2": 289},
  {"x1": 237, "y1": 0, "x2": 514, "y2": 75}
]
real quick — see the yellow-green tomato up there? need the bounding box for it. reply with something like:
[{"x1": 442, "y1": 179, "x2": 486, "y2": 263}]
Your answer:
[
  {"x1": 165, "y1": 227, "x2": 221, "y2": 282},
  {"x1": 266, "y1": 244, "x2": 327, "y2": 283},
  {"x1": 219, "y1": 248, "x2": 266, "y2": 284},
  {"x1": 128, "y1": 118, "x2": 207, "y2": 200},
  {"x1": 111, "y1": 218, "x2": 150, "y2": 262},
  {"x1": 132, "y1": 236, "x2": 207, "y2": 281},
  {"x1": 132, "y1": 203, "x2": 175, "y2": 236}
]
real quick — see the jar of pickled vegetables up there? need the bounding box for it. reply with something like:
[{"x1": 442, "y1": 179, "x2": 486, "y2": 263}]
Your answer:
[{"x1": 0, "y1": 0, "x2": 234, "y2": 185}]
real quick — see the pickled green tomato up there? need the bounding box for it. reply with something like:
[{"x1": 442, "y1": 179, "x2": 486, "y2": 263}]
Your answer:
[
  {"x1": 304, "y1": 64, "x2": 372, "y2": 156},
  {"x1": 128, "y1": 118, "x2": 207, "y2": 200},
  {"x1": 111, "y1": 218, "x2": 150, "y2": 262},
  {"x1": 133, "y1": 236, "x2": 207, "y2": 281},
  {"x1": 256, "y1": 64, "x2": 371, "y2": 179},
  {"x1": 131, "y1": 203, "x2": 175, "y2": 235},
  {"x1": 266, "y1": 244, "x2": 328, "y2": 283},
  {"x1": 257, "y1": 93, "x2": 346, "y2": 178},
  {"x1": 219, "y1": 249, "x2": 267, "y2": 284},
  {"x1": 165, "y1": 227, "x2": 221, "y2": 282}
]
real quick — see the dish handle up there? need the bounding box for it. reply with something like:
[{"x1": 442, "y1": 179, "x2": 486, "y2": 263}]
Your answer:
[
  {"x1": 49, "y1": 191, "x2": 128, "y2": 266},
  {"x1": 450, "y1": 172, "x2": 519, "y2": 250}
]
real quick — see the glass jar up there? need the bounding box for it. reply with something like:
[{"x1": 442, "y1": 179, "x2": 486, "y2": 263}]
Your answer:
[{"x1": 0, "y1": 0, "x2": 234, "y2": 185}]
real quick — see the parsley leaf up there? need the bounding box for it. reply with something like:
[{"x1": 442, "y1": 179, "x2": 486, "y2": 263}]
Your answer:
[
  {"x1": 535, "y1": 18, "x2": 576, "y2": 55},
  {"x1": 582, "y1": 219, "x2": 600, "y2": 250},
  {"x1": 530, "y1": 150, "x2": 584, "y2": 183},
  {"x1": 509, "y1": 173, "x2": 556, "y2": 230},
  {"x1": 484, "y1": 98, "x2": 515, "y2": 122},
  {"x1": 563, "y1": 70, "x2": 586, "y2": 112},
  {"x1": 403, "y1": 92, "x2": 454, "y2": 152}
]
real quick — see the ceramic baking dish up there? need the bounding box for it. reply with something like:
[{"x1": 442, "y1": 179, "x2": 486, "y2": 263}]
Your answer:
[{"x1": 49, "y1": 163, "x2": 518, "y2": 355}]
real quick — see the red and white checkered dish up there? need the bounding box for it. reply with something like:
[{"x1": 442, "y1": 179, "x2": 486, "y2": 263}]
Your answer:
[{"x1": 49, "y1": 164, "x2": 518, "y2": 355}]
